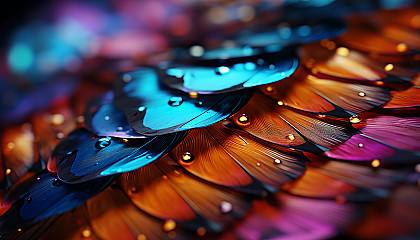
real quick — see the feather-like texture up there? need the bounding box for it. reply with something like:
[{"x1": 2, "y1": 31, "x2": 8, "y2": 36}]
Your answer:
[
  {"x1": 169, "y1": 121, "x2": 307, "y2": 193},
  {"x1": 257, "y1": 67, "x2": 392, "y2": 117},
  {"x1": 0, "y1": 124, "x2": 35, "y2": 187},
  {"x1": 52, "y1": 128, "x2": 187, "y2": 183},
  {"x1": 159, "y1": 52, "x2": 299, "y2": 93},
  {"x1": 0, "y1": 171, "x2": 113, "y2": 234},
  {"x1": 119, "y1": 156, "x2": 251, "y2": 232},
  {"x1": 113, "y1": 67, "x2": 252, "y2": 136},
  {"x1": 326, "y1": 114, "x2": 420, "y2": 162},
  {"x1": 84, "y1": 92, "x2": 145, "y2": 138},
  {"x1": 230, "y1": 91, "x2": 357, "y2": 152}
]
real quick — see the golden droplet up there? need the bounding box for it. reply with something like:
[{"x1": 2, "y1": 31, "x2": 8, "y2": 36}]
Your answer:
[
  {"x1": 277, "y1": 100, "x2": 284, "y2": 106},
  {"x1": 196, "y1": 227, "x2": 207, "y2": 236},
  {"x1": 265, "y1": 86, "x2": 273, "y2": 93},
  {"x1": 76, "y1": 115, "x2": 85, "y2": 123},
  {"x1": 238, "y1": 114, "x2": 249, "y2": 124},
  {"x1": 335, "y1": 47, "x2": 350, "y2": 57},
  {"x1": 396, "y1": 43, "x2": 408, "y2": 52},
  {"x1": 82, "y1": 229, "x2": 91, "y2": 238},
  {"x1": 349, "y1": 116, "x2": 361, "y2": 124},
  {"x1": 318, "y1": 114, "x2": 326, "y2": 118},
  {"x1": 358, "y1": 92, "x2": 366, "y2": 97},
  {"x1": 51, "y1": 114, "x2": 65, "y2": 126},
  {"x1": 189, "y1": 92, "x2": 198, "y2": 98},
  {"x1": 5, "y1": 169, "x2": 11, "y2": 175},
  {"x1": 162, "y1": 175, "x2": 168, "y2": 180},
  {"x1": 163, "y1": 220, "x2": 176, "y2": 232},
  {"x1": 17, "y1": 228, "x2": 22, "y2": 232},
  {"x1": 376, "y1": 81, "x2": 384, "y2": 85},
  {"x1": 358, "y1": 143, "x2": 364, "y2": 148},
  {"x1": 384, "y1": 63, "x2": 394, "y2": 72},
  {"x1": 286, "y1": 134, "x2": 295, "y2": 141},
  {"x1": 6, "y1": 142, "x2": 15, "y2": 149},
  {"x1": 123, "y1": 138, "x2": 129, "y2": 143},
  {"x1": 411, "y1": 14, "x2": 420, "y2": 28},
  {"x1": 311, "y1": 68, "x2": 319, "y2": 74},
  {"x1": 335, "y1": 195, "x2": 346, "y2": 203},
  {"x1": 274, "y1": 159, "x2": 282, "y2": 165},
  {"x1": 137, "y1": 234, "x2": 147, "y2": 240},
  {"x1": 326, "y1": 41, "x2": 336, "y2": 51},
  {"x1": 131, "y1": 187, "x2": 137, "y2": 193},
  {"x1": 181, "y1": 152, "x2": 194, "y2": 163},
  {"x1": 371, "y1": 159, "x2": 380, "y2": 168}
]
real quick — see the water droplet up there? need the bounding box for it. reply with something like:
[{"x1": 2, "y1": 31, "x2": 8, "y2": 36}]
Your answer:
[
  {"x1": 52, "y1": 178, "x2": 62, "y2": 186},
  {"x1": 215, "y1": 66, "x2": 230, "y2": 75},
  {"x1": 277, "y1": 100, "x2": 284, "y2": 106},
  {"x1": 244, "y1": 62, "x2": 256, "y2": 70},
  {"x1": 146, "y1": 155, "x2": 153, "y2": 159},
  {"x1": 286, "y1": 134, "x2": 295, "y2": 141},
  {"x1": 168, "y1": 97, "x2": 183, "y2": 107},
  {"x1": 274, "y1": 159, "x2": 282, "y2": 165},
  {"x1": 131, "y1": 187, "x2": 137, "y2": 193},
  {"x1": 122, "y1": 74, "x2": 132, "y2": 83},
  {"x1": 189, "y1": 45, "x2": 205, "y2": 57},
  {"x1": 50, "y1": 114, "x2": 65, "y2": 126},
  {"x1": 220, "y1": 201, "x2": 233, "y2": 213},
  {"x1": 116, "y1": 127, "x2": 123, "y2": 132},
  {"x1": 396, "y1": 43, "x2": 407, "y2": 52},
  {"x1": 7, "y1": 142, "x2": 15, "y2": 149},
  {"x1": 163, "y1": 220, "x2": 176, "y2": 232},
  {"x1": 76, "y1": 116, "x2": 85, "y2": 123},
  {"x1": 384, "y1": 63, "x2": 394, "y2": 72},
  {"x1": 349, "y1": 116, "x2": 361, "y2": 124},
  {"x1": 189, "y1": 92, "x2": 198, "y2": 98},
  {"x1": 358, "y1": 143, "x2": 364, "y2": 148},
  {"x1": 5, "y1": 169, "x2": 11, "y2": 175},
  {"x1": 137, "y1": 234, "x2": 147, "y2": 240},
  {"x1": 358, "y1": 92, "x2": 366, "y2": 97},
  {"x1": 56, "y1": 132, "x2": 64, "y2": 139},
  {"x1": 138, "y1": 106, "x2": 146, "y2": 112},
  {"x1": 237, "y1": 114, "x2": 249, "y2": 124},
  {"x1": 265, "y1": 86, "x2": 273, "y2": 93},
  {"x1": 95, "y1": 137, "x2": 111, "y2": 149},
  {"x1": 256, "y1": 162, "x2": 261, "y2": 167},
  {"x1": 336, "y1": 47, "x2": 350, "y2": 56},
  {"x1": 195, "y1": 101, "x2": 203, "y2": 107},
  {"x1": 268, "y1": 64, "x2": 275, "y2": 70},
  {"x1": 257, "y1": 59, "x2": 264, "y2": 65},
  {"x1": 82, "y1": 229, "x2": 92, "y2": 238},
  {"x1": 371, "y1": 159, "x2": 380, "y2": 168},
  {"x1": 196, "y1": 227, "x2": 206, "y2": 236},
  {"x1": 104, "y1": 116, "x2": 110, "y2": 120},
  {"x1": 181, "y1": 152, "x2": 194, "y2": 163},
  {"x1": 36, "y1": 177, "x2": 41, "y2": 180}
]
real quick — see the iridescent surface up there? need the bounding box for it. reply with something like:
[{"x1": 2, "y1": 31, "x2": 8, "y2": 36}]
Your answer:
[
  {"x1": 52, "y1": 128, "x2": 187, "y2": 183},
  {"x1": 113, "y1": 67, "x2": 252, "y2": 136},
  {"x1": 160, "y1": 51, "x2": 299, "y2": 93},
  {"x1": 0, "y1": 171, "x2": 114, "y2": 234}
]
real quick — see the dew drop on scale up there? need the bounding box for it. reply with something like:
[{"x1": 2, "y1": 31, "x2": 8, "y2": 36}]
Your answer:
[
  {"x1": 95, "y1": 137, "x2": 111, "y2": 149},
  {"x1": 168, "y1": 97, "x2": 183, "y2": 107}
]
